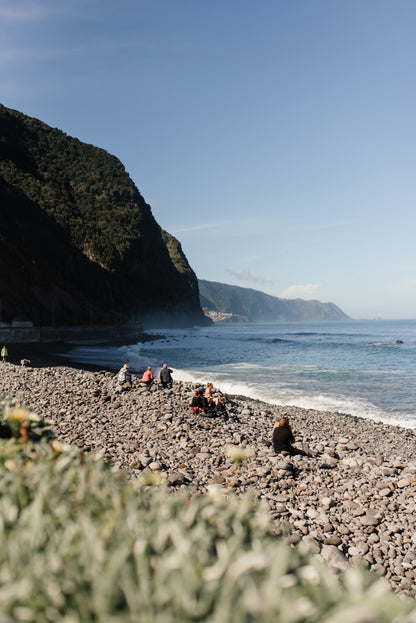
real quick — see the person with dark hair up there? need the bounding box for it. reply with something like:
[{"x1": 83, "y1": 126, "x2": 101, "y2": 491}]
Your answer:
[
  {"x1": 190, "y1": 388, "x2": 210, "y2": 414},
  {"x1": 272, "y1": 416, "x2": 307, "y2": 456},
  {"x1": 159, "y1": 363, "x2": 173, "y2": 388}
]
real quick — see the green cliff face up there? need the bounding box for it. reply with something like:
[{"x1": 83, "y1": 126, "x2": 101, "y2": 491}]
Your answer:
[{"x1": 0, "y1": 104, "x2": 209, "y2": 327}]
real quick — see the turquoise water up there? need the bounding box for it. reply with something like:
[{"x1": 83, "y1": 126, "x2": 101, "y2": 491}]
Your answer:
[{"x1": 64, "y1": 320, "x2": 416, "y2": 428}]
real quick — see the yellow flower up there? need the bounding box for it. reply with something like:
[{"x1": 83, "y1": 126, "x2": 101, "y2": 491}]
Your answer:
[
  {"x1": 4, "y1": 407, "x2": 30, "y2": 423},
  {"x1": 137, "y1": 471, "x2": 166, "y2": 486}
]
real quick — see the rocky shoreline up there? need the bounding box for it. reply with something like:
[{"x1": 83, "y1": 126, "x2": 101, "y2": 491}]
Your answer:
[{"x1": 1, "y1": 358, "x2": 416, "y2": 595}]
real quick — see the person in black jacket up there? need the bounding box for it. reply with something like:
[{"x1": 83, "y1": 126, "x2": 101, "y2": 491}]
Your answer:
[
  {"x1": 190, "y1": 388, "x2": 212, "y2": 414},
  {"x1": 159, "y1": 363, "x2": 173, "y2": 388},
  {"x1": 272, "y1": 416, "x2": 306, "y2": 456}
]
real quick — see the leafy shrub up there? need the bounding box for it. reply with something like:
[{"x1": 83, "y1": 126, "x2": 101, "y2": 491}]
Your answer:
[
  {"x1": 0, "y1": 405, "x2": 415, "y2": 621},
  {"x1": 0, "y1": 397, "x2": 52, "y2": 443}
]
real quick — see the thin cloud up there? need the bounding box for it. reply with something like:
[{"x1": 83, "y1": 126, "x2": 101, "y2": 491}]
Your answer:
[
  {"x1": 170, "y1": 220, "x2": 246, "y2": 237},
  {"x1": 170, "y1": 215, "x2": 357, "y2": 238},
  {"x1": 279, "y1": 284, "x2": 322, "y2": 299},
  {"x1": 0, "y1": 3, "x2": 68, "y2": 21},
  {"x1": 243, "y1": 255, "x2": 261, "y2": 262},
  {"x1": 169, "y1": 221, "x2": 222, "y2": 235},
  {"x1": 307, "y1": 220, "x2": 356, "y2": 231},
  {"x1": 169, "y1": 215, "x2": 283, "y2": 237},
  {"x1": 0, "y1": 7, "x2": 45, "y2": 20},
  {"x1": 0, "y1": 45, "x2": 83, "y2": 64},
  {"x1": 226, "y1": 268, "x2": 273, "y2": 285}
]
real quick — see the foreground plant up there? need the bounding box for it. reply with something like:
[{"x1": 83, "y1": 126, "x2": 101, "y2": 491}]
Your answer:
[
  {"x1": 0, "y1": 398, "x2": 51, "y2": 445},
  {"x1": 0, "y1": 436, "x2": 416, "y2": 623}
]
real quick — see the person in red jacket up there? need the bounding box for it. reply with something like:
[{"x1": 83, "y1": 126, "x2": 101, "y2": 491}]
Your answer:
[{"x1": 141, "y1": 366, "x2": 154, "y2": 386}]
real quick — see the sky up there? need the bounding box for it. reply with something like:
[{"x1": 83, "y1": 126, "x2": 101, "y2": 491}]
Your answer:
[{"x1": 1, "y1": 0, "x2": 416, "y2": 319}]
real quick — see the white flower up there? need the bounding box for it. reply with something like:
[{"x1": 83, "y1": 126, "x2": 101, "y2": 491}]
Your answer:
[
  {"x1": 50, "y1": 440, "x2": 73, "y2": 453},
  {"x1": 225, "y1": 445, "x2": 253, "y2": 465},
  {"x1": 207, "y1": 484, "x2": 226, "y2": 503}
]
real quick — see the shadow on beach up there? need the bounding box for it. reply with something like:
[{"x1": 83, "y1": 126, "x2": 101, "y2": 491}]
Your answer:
[{"x1": 3, "y1": 342, "x2": 117, "y2": 373}]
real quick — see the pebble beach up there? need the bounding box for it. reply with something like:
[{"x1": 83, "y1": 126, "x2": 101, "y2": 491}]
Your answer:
[{"x1": 2, "y1": 351, "x2": 416, "y2": 596}]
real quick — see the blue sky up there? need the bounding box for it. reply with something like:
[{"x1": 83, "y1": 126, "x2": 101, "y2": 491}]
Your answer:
[{"x1": 1, "y1": 0, "x2": 416, "y2": 319}]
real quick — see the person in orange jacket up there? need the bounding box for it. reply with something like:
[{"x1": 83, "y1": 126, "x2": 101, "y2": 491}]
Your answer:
[{"x1": 141, "y1": 366, "x2": 154, "y2": 386}]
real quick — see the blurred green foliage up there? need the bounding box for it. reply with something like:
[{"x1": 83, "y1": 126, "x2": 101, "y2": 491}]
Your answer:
[{"x1": 0, "y1": 400, "x2": 415, "y2": 621}]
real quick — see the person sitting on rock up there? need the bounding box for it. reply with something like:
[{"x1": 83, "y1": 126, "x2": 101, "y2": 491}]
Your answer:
[
  {"x1": 159, "y1": 363, "x2": 173, "y2": 388},
  {"x1": 272, "y1": 416, "x2": 307, "y2": 456},
  {"x1": 118, "y1": 363, "x2": 132, "y2": 386},
  {"x1": 141, "y1": 366, "x2": 154, "y2": 386},
  {"x1": 190, "y1": 388, "x2": 210, "y2": 414},
  {"x1": 215, "y1": 396, "x2": 227, "y2": 413},
  {"x1": 190, "y1": 389, "x2": 202, "y2": 414},
  {"x1": 204, "y1": 382, "x2": 220, "y2": 407}
]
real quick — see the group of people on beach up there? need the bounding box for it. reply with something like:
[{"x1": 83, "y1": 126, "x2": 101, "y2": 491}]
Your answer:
[
  {"x1": 190, "y1": 383, "x2": 227, "y2": 416},
  {"x1": 191, "y1": 387, "x2": 307, "y2": 455},
  {"x1": 117, "y1": 363, "x2": 173, "y2": 388},
  {"x1": 117, "y1": 361, "x2": 307, "y2": 456}
]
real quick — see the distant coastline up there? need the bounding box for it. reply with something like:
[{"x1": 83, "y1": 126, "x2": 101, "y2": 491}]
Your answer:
[{"x1": 199, "y1": 279, "x2": 350, "y2": 323}]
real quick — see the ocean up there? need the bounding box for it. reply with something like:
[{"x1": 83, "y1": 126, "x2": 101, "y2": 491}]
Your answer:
[{"x1": 62, "y1": 319, "x2": 416, "y2": 429}]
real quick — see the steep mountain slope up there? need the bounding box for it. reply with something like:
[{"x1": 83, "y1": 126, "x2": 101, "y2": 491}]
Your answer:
[
  {"x1": 0, "y1": 104, "x2": 209, "y2": 327},
  {"x1": 199, "y1": 280, "x2": 350, "y2": 322}
]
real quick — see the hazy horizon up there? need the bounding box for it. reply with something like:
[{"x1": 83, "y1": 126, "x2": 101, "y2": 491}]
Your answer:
[{"x1": 199, "y1": 278, "x2": 416, "y2": 321}]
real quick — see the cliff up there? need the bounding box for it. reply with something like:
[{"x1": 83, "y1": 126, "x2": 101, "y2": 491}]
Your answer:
[
  {"x1": 199, "y1": 280, "x2": 350, "y2": 322},
  {"x1": 0, "y1": 104, "x2": 209, "y2": 328}
]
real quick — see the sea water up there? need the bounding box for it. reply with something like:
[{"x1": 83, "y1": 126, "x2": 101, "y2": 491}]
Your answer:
[{"x1": 63, "y1": 320, "x2": 416, "y2": 429}]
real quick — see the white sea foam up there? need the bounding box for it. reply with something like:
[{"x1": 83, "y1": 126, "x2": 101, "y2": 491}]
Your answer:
[
  {"x1": 171, "y1": 368, "x2": 416, "y2": 429},
  {"x1": 61, "y1": 320, "x2": 416, "y2": 430}
]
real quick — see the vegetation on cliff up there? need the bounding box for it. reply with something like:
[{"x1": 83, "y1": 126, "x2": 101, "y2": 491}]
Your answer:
[{"x1": 0, "y1": 104, "x2": 208, "y2": 327}]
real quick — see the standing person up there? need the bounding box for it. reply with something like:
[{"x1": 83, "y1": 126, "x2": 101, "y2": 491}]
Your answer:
[
  {"x1": 141, "y1": 366, "x2": 154, "y2": 386},
  {"x1": 159, "y1": 363, "x2": 173, "y2": 388},
  {"x1": 1, "y1": 345, "x2": 8, "y2": 362},
  {"x1": 272, "y1": 416, "x2": 306, "y2": 456}
]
